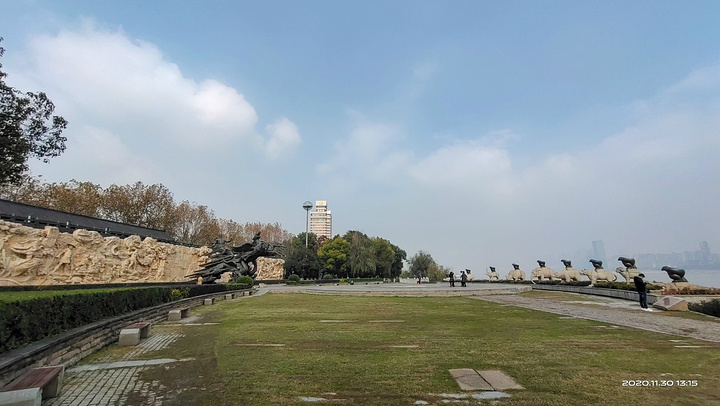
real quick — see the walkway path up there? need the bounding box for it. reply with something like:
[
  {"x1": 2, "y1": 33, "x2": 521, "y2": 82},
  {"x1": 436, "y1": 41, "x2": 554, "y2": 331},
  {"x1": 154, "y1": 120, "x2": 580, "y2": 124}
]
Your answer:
[{"x1": 473, "y1": 294, "x2": 720, "y2": 343}]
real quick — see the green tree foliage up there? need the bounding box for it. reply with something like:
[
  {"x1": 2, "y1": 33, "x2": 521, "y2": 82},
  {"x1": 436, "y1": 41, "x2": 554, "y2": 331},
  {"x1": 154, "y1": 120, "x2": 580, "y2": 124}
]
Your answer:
[
  {"x1": 428, "y1": 263, "x2": 451, "y2": 283},
  {"x1": 408, "y1": 251, "x2": 436, "y2": 278},
  {"x1": 389, "y1": 243, "x2": 407, "y2": 279},
  {"x1": 344, "y1": 230, "x2": 376, "y2": 278},
  {"x1": 0, "y1": 38, "x2": 68, "y2": 185},
  {"x1": 372, "y1": 238, "x2": 396, "y2": 279},
  {"x1": 283, "y1": 232, "x2": 321, "y2": 279},
  {"x1": 318, "y1": 236, "x2": 350, "y2": 277}
]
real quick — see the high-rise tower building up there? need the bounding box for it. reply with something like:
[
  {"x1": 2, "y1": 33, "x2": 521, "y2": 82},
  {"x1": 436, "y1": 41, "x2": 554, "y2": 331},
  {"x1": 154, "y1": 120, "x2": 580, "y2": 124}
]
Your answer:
[
  {"x1": 592, "y1": 240, "x2": 607, "y2": 266},
  {"x1": 309, "y1": 200, "x2": 332, "y2": 239}
]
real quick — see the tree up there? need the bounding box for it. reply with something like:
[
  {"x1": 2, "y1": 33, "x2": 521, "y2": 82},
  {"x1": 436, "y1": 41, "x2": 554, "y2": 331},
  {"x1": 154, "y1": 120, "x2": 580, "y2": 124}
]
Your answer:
[
  {"x1": 284, "y1": 232, "x2": 321, "y2": 279},
  {"x1": 372, "y1": 238, "x2": 395, "y2": 279},
  {"x1": 408, "y1": 251, "x2": 437, "y2": 278},
  {"x1": 343, "y1": 230, "x2": 376, "y2": 278},
  {"x1": 318, "y1": 236, "x2": 350, "y2": 277},
  {"x1": 389, "y1": 243, "x2": 407, "y2": 279},
  {"x1": 0, "y1": 38, "x2": 67, "y2": 185}
]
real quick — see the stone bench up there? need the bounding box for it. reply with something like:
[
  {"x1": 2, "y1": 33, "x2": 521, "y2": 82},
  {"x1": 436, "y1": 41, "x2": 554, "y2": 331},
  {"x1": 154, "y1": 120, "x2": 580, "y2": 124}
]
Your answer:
[
  {"x1": 168, "y1": 307, "x2": 191, "y2": 321},
  {"x1": 0, "y1": 365, "x2": 65, "y2": 405},
  {"x1": 204, "y1": 298, "x2": 215, "y2": 305},
  {"x1": 225, "y1": 293, "x2": 235, "y2": 300},
  {"x1": 119, "y1": 321, "x2": 151, "y2": 346}
]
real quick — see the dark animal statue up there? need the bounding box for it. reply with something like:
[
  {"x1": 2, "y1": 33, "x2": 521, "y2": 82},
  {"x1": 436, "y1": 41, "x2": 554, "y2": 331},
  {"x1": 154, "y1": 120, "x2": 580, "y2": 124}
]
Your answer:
[
  {"x1": 561, "y1": 259, "x2": 572, "y2": 268},
  {"x1": 512, "y1": 263, "x2": 520, "y2": 270},
  {"x1": 190, "y1": 233, "x2": 284, "y2": 284},
  {"x1": 537, "y1": 260, "x2": 546, "y2": 267},
  {"x1": 618, "y1": 257, "x2": 637, "y2": 269},
  {"x1": 589, "y1": 259, "x2": 603, "y2": 270},
  {"x1": 661, "y1": 266, "x2": 688, "y2": 282}
]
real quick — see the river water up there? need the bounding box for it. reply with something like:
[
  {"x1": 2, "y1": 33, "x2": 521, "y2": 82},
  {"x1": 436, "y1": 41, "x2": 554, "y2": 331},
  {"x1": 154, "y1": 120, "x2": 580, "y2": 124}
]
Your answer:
[{"x1": 640, "y1": 269, "x2": 720, "y2": 288}]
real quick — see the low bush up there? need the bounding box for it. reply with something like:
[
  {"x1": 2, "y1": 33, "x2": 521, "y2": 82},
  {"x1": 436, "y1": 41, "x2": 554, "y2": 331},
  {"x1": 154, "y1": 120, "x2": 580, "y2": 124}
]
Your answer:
[
  {"x1": 0, "y1": 287, "x2": 174, "y2": 354},
  {"x1": 322, "y1": 274, "x2": 335, "y2": 279},
  {"x1": 534, "y1": 280, "x2": 592, "y2": 286},
  {"x1": 226, "y1": 276, "x2": 255, "y2": 290},
  {"x1": 288, "y1": 274, "x2": 301, "y2": 282},
  {"x1": 594, "y1": 281, "x2": 663, "y2": 291},
  {"x1": 688, "y1": 299, "x2": 720, "y2": 318},
  {"x1": 171, "y1": 289, "x2": 189, "y2": 301}
]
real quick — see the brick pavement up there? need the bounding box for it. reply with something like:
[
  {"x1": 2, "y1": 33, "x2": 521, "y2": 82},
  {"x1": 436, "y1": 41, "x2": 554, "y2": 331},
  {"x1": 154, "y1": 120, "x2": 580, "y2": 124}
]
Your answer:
[{"x1": 43, "y1": 332, "x2": 184, "y2": 405}]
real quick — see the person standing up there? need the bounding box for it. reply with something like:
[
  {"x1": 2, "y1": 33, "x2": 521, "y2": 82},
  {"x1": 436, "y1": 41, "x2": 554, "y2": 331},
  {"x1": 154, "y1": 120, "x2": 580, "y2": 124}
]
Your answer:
[
  {"x1": 460, "y1": 270, "x2": 467, "y2": 287},
  {"x1": 417, "y1": 273, "x2": 422, "y2": 284},
  {"x1": 633, "y1": 273, "x2": 651, "y2": 311},
  {"x1": 448, "y1": 271, "x2": 455, "y2": 287}
]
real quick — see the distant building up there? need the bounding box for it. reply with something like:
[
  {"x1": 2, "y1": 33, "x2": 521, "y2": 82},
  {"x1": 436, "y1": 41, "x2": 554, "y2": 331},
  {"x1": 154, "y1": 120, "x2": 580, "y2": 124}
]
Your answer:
[
  {"x1": 592, "y1": 240, "x2": 607, "y2": 266},
  {"x1": 309, "y1": 200, "x2": 332, "y2": 239}
]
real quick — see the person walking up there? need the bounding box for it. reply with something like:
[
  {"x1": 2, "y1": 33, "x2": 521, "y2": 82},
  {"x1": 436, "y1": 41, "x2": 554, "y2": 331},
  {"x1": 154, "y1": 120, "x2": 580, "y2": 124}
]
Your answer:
[
  {"x1": 448, "y1": 271, "x2": 455, "y2": 287},
  {"x1": 633, "y1": 273, "x2": 651, "y2": 311},
  {"x1": 460, "y1": 270, "x2": 467, "y2": 287},
  {"x1": 417, "y1": 273, "x2": 422, "y2": 284}
]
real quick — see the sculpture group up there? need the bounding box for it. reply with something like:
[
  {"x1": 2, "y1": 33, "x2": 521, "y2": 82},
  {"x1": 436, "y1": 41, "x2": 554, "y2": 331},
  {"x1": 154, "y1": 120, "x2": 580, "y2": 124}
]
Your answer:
[
  {"x1": 485, "y1": 257, "x2": 690, "y2": 285},
  {"x1": 190, "y1": 233, "x2": 284, "y2": 284}
]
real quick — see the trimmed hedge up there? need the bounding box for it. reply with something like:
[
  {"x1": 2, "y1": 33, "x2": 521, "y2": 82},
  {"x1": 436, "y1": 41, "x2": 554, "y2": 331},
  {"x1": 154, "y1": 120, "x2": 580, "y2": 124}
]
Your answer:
[
  {"x1": 688, "y1": 299, "x2": 720, "y2": 318},
  {"x1": 0, "y1": 283, "x2": 232, "y2": 354}
]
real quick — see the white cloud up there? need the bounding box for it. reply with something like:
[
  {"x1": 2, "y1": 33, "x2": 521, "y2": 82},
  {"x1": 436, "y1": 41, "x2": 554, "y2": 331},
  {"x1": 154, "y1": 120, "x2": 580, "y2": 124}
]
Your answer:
[
  {"x1": 264, "y1": 117, "x2": 301, "y2": 159},
  {"x1": 9, "y1": 22, "x2": 301, "y2": 187}
]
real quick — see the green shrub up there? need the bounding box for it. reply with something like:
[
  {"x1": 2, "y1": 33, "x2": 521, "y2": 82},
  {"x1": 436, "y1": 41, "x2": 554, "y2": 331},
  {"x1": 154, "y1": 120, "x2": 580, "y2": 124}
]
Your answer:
[
  {"x1": 171, "y1": 289, "x2": 189, "y2": 301},
  {"x1": 323, "y1": 274, "x2": 334, "y2": 279},
  {"x1": 288, "y1": 274, "x2": 301, "y2": 282},
  {"x1": 0, "y1": 287, "x2": 174, "y2": 354},
  {"x1": 286, "y1": 280, "x2": 299, "y2": 285},
  {"x1": 227, "y1": 276, "x2": 254, "y2": 290},
  {"x1": 688, "y1": 299, "x2": 720, "y2": 318}
]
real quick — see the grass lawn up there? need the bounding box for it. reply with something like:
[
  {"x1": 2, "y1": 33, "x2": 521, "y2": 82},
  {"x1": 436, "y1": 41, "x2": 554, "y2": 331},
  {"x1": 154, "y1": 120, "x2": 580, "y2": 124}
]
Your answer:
[{"x1": 100, "y1": 293, "x2": 720, "y2": 405}]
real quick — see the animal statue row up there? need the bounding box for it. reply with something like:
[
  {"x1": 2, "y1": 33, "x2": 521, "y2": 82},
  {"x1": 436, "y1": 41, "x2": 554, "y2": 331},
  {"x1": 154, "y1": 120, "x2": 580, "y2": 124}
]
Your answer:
[{"x1": 486, "y1": 257, "x2": 689, "y2": 285}]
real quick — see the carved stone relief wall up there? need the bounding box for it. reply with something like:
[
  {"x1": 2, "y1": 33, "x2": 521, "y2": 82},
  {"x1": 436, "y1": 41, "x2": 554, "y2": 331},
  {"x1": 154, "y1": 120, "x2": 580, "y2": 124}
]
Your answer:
[
  {"x1": 256, "y1": 257, "x2": 285, "y2": 280},
  {"x1": 0, "y1": 220, "x2": 211, "y2": 286}
]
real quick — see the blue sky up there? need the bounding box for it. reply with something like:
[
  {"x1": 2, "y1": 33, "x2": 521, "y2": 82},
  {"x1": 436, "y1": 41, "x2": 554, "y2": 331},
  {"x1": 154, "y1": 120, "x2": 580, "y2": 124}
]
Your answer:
[{"x1": 2, "y1": 1, "x2": 720, "y2": 275}]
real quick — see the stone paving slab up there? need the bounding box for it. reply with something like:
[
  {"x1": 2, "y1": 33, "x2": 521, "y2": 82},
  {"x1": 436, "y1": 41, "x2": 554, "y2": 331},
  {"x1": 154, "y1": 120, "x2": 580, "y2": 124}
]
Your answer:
[
  {"x1": 478, "y1": 369, "x2": 524, "y2": 390},
  {"x1": 68, "y1": 358, "x2": 193, "y2": 373},
  {"x1": 449, "y1": 369, "x2": 493, "y2": 391}
]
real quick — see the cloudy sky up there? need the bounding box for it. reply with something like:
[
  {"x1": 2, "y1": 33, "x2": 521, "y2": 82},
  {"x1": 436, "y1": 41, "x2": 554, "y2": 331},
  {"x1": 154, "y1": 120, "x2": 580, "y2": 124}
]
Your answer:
[{"x1": 2, "y1": 1, "x2": 719, "y2": 274}]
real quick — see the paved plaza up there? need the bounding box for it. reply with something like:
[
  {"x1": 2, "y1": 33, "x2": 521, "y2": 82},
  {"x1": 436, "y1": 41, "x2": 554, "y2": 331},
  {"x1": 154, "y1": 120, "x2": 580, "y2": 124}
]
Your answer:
[{"x1": 41, "y1": 282, "x2": 720, "y2": 405}]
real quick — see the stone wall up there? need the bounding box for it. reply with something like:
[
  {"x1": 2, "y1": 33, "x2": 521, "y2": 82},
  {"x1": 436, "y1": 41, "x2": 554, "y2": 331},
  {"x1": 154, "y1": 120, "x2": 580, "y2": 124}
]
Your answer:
[{"x1": 0, "y1": 220, "x2": 211, "y2": 286}]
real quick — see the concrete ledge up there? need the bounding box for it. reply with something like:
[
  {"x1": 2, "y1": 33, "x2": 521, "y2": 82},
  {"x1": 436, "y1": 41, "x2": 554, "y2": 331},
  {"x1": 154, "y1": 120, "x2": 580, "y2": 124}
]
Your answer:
[
  {"x1": 225, "y1": 293, "x2": 234, "y2": 300},
  {"x1": 203, "y1": 298, "x2": 215, "y2": 305},
  {"x1": 531, "y1": 284, "x2": 658, "y2": 304},
  {"x1": 0, "y1": 387, "x2": 41, "y2": 406}
]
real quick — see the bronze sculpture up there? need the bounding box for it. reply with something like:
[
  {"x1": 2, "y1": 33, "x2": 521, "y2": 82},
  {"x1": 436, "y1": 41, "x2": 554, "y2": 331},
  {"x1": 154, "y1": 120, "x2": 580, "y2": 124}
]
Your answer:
[
  {"x1": 190, "y1": 233, "x2": 284, "y2": 284},
  {"x1": 661, "y1": 266, "x2": 688, "y2": 282}
]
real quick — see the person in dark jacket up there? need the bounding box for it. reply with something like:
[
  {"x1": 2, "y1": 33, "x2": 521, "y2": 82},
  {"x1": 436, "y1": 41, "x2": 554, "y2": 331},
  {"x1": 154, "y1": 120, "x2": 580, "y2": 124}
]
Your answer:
[
  {"x1": 448, "y1": 271, "x2": 455, "y2": 287},
  {"x1": 460, "y1": 270, "x2": 467, "y2": 287},
  {"x1": 633, "y1": 273, "x2": 651, "y2": 310}
]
